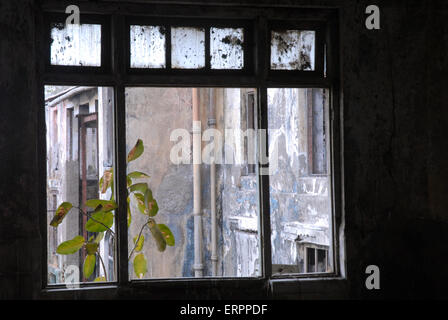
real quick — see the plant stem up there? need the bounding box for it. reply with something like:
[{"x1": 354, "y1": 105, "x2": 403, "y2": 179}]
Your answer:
[
  {"x1": 128, "y1": 221, "x2": 149, "y2": 260},
  {"x1": 98, "y1": 252, "x2": 108, "y2": 282},
  {"x1": 74, "y1": 206, "x2": 116, "y2": 236}
]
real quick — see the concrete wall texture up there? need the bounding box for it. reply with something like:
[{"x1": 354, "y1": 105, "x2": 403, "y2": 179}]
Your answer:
[{"x1": 0, "y1": 0, "x2": 448, "y2": 299}]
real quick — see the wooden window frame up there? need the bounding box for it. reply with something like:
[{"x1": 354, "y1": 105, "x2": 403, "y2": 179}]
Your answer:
[{"x1": 37, "y1": 1, "x2": 343, "y2": 298}]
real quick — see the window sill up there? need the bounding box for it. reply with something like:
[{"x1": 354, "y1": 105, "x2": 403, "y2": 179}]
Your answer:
[
  {"x1": 269, "y1": 276, "x2": 348, "y2": 299},
  {"x1": 41, "y1": 275, "x2": 347, "y2": 300}
]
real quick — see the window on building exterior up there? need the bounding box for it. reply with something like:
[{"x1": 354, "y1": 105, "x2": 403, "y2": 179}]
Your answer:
[
  {"x1": 243, "y1": 91, "x2": 256, "y2": 176},
  {"x1": 42, "y1": 6, "x2": 339, "y2": 288}
]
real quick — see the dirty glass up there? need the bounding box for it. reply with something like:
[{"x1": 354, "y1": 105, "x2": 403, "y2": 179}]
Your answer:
[
  {"x1": 210, "y1": 27, "x2": 244, "y2": 69},
  {"x1": 171, "y1": 27, "x2": 205, "y2": 69},
  {"x1": 270, "y1": 30, "x2": 315, "y2": 70},
  {"x1": 268, "y1": 88, "x2": 333, "y2": 275},
  {"x1": 130, "y1": 25, "x2": 166, "y2": 68},
  {"x1": 125, "y1": 87, "x2": 260, "y2": 279},
  {"x1": 45, "y1": 85, "x2": 116, "y2": 285},
  {"x1": 50, "y1": 24, "x2": 101, "y2": 66}
]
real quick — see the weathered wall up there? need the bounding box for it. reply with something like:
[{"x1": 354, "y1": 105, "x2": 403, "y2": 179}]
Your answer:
[
  {"x1": 125, "y1": 87, "x2": 263, "y2": 278},
  {"x1": 0, "y1": 0, "x2": 40, "y2": 299},
  {"x1": 0, "y1": 0, "x2": 448, "y2": 299},
  {"x1": 338, "y1": 0, "x2": 448, "y2": 300},
  {"x1": 126, "y1": 87, "x2": 194, "y2": 278},
  {"x1": 267, "y1": 88, "x2": 332, "y2": 274}
]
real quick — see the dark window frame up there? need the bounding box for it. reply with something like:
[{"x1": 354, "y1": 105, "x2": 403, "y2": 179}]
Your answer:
[{"x1": 37, "y1": 1, "x2": 343, "y2": 297}]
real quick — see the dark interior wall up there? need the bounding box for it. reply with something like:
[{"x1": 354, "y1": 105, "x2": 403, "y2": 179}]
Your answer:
[
  {"x1": 0, "y1": 0, "x2": 447, "y2": 299},
  {"x1": 0, "y1": 0, "x2": 40, "y2": 299},
  {"x1": 341, "y1": 0, "x2": 448, "y2": 299}
]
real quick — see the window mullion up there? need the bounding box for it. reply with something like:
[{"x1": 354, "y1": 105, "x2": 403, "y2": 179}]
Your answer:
[
  {"x1": 256, "y1": 16, "x2": 273, "y2": 280},
  {"x1": 115, "y1": 83, "x2": 128, "y2": 286},
  {"x1": 113, "y1": 14, "x2": 129, "y2": 286}
]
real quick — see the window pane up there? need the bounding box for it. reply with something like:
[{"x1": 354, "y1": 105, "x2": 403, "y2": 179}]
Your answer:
[
  {"x1": 316, "y1": 248, "x2": 327, "y2": 272},
  {"x1": 126, "y1": 87, "x2": 260, "y2": 279},
  {"x1": 45, "y1": 86, "x2": 115, "y2": 284},
  {"x1": 306, "y1": 248, "x2": 315, "y2": 273},
  {"x1": 270, "y1": 30, "x2": 315, "y2": 70},
  {"x1": 210, "y1": 27, "x2": 244, "y2": 69},
  {"x1": 171, "y1": 27, "x2": 205, "y2": 69},
  {"x1": 130, "y1": 25, "x2": 166, "y2": 68},
  {"x1": 268, "y1": 88, "x2": 332, "y2": 275},
  {"x1": 50, "y1": 24, "x2": 101, "y2": 66}
]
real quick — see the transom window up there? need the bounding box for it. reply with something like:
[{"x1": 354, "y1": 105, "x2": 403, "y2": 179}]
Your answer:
[{"x1": 40, "y1": 3, "x2": 341, "y2": 289}]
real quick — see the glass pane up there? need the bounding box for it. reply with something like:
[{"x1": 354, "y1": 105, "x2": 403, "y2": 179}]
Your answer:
[
  {"x1": 317, "y1": 248, "x2": 327, "y2": 272},
  {"x1": 210, "y1": 27, "x2": 244, "y2": 69},
  {"x1": 45, "y1": 86, "x2": 115, "y2": 285},
  {"x1": 270, "y1": 30, "x2": 315, "y2": 70},
  {"x1": 126, "y1": 87, "x2": 260, "y2": 279},
  {"x1": 171, "y1": 27, "x2": 205, "y2": 69},
  {"x1": 130, "y1": 25, "x2": 166, "y2": 68},
  {"x1": 268, "y1": 88, "x2": 333, "y2": 275},
  {"x1": 50, "y1": 23, "x2": 101, "y2": 66},
  {"x1": 306, "y1": 248, "x2": 315, "y2": 272}
]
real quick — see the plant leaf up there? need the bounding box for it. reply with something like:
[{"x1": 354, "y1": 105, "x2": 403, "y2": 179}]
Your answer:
[
  {"x1": 133, "y1": 253, "x2": 147, "y2": 279},
  {"x1": 129, "y1": 183, "x2": 148, "y2": 195},
  {"x1": 86, "y1": 242, "x2": 99, "y2": 255},
  {"x1": 127, "y1": 139, "x2": 144, "y2": 163},
  {"x1": 94, "y1": 276, "x2": 106, "y2": 282},
  {"x1": 83, "y1": 254, "x2": 96, "y2": 278},
  {"x1": 127, "y1": 171, "x2": 150, "y2": 179},
  {"x1": 148, "y1": 220, "x2": 166, "y2": 252},
  {"x1": 50, "y1": 202, "x2": 73, "y2": 227},
  {"x1": 100, "y1": 169, "x2": 113, "y2": 193},
  {"x1": 157, "y1": 224, "x2": 175, "y2": 246},
  {"x1": 85, "y1": 199, "x2": 117, "y2": 212},
  {"x1": 85, "y1": 208, "x2": 114, "y2": 232},
  {"x1": 133, "y1": 235, "x2": 145, "y2": 252},
  {"x1": 56, "y1": 235, "x2": 85, "y2": 255},
  {"x1": 134, "y1": 193, "x2": 147, "y2": 215},
  {"x1": 144, "y1": 188, "x2": 159, "y2": 217}
]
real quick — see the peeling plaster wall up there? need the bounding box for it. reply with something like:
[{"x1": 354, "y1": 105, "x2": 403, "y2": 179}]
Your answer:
[
  {"x1": 219, "y1": 88, "x2": 260, "y2": 277},
  {"x1": 267, "y1": 88, "x2": 332, "y2": 273},
  {"x1": 1, "y1": 0, "x2": 448, "y2": 299}
]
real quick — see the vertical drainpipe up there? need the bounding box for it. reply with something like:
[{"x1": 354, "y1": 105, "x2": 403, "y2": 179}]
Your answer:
[
  {"x1": 192, "y1": 88, "x2": 204, "y2": 277},
  {"x1": 208, "y1": 88, "x2": 218, "y2": 277}
]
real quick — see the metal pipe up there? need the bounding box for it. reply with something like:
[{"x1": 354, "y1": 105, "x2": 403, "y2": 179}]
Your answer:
[
  {"x1": 192, "y1": 88, "x2": 203, "y2": 277},
  {"x1": 208, "y1": 88, "x2": 218, "y2": 276}
]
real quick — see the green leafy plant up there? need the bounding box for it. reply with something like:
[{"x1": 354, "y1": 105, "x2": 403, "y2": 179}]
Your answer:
[{"x1": 49, "y1": 139, "x2": 175, "y2": 281}]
